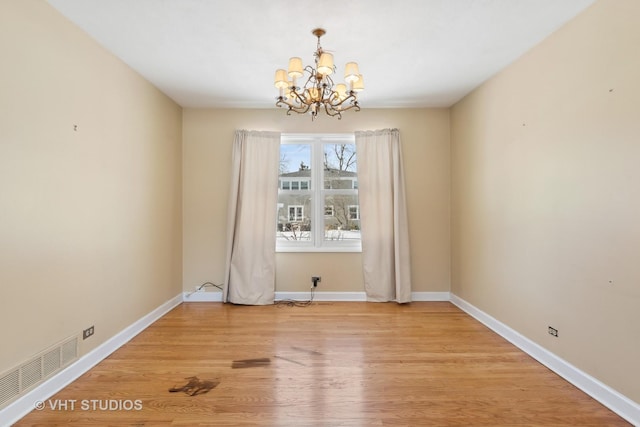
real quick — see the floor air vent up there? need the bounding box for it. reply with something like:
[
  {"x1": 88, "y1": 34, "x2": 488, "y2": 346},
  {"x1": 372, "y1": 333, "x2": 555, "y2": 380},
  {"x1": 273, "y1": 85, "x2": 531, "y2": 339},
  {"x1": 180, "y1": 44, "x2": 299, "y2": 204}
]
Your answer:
[{"x1": 0, "y1": 335, "x2": 78, "y2": 409}]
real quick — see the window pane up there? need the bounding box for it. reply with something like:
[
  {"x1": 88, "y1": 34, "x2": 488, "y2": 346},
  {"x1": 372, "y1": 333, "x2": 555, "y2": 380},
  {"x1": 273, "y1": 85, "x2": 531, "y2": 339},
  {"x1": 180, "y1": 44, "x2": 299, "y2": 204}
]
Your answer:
[
  {"x1": 280, "y1": 144, "x2": 311, "y2": 188},
  {"x1": 277, "y1": 193, "x2": 312, "y2": 242},
  {"x1": 323, "y1": 143, "x2": 357, "y2": 189},
  {"x1": 324, "y1": 194, "x2": 360, "y2": 241}
]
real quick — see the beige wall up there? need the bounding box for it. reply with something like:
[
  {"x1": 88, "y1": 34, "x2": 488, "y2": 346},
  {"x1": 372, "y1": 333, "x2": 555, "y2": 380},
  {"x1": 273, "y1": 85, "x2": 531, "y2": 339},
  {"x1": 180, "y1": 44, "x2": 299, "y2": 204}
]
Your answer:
[
  {"x1": 182, "y1": 108, "x2": 450, "y2": 293},
  {"x1": 0, "y1": 1, "x2": 183, "y2": 372},
  {"x1": 451, "y1": 0, "x2": 640, "y2": 402}
]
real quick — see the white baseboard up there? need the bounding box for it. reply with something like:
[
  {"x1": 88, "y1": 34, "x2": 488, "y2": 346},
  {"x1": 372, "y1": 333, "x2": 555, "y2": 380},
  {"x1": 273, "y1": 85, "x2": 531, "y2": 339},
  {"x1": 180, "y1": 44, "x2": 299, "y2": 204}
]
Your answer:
[
  {"x1": 183, "y1": 290, "x2": 368, "y2": 302},
  {"x1": 182, "y1": 291, "x2": 451, "y2": 303},
  {"x1": 0, "y1": 294, "x2": 183, "y2": 427},
  {"x1": 276, "y1": 291, "x2": 367, "y2": 301},
  {"x1": 277, "y1": 291, "x2": 451, "y2": 302},
  {"x1": 411, "y1": 291, "x2": 450, "y2": 301},
  {"x1": 449, "y1": 293, "x2": 640, "y2": 426},
  {"x1": 183, "y1": 290, "x2": 223, "y2": 302}
]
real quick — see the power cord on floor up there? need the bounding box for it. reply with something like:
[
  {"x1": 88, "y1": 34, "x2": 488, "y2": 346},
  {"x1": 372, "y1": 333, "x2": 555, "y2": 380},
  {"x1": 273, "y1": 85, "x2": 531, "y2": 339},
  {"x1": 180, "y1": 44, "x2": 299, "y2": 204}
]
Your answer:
[
  {"x1": 185, "y1": 281, "x2": 223, "y2": 297},
  {"x1": 186, "y1": 281, "x2": 315, "y2": 306},
  {"x1": 275, "y1": 286, "x2": 315, "y2": 307},
  {"x1": 198, "y1": 282, "x2": 223, "y2": 291}
]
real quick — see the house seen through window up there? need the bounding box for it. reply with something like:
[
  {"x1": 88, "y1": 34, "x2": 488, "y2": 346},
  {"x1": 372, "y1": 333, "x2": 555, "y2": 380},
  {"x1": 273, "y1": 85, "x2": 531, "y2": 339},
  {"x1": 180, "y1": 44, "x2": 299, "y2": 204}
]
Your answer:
[{"x1": 277, "y1": 134, "x2": 361, "y2": 252}]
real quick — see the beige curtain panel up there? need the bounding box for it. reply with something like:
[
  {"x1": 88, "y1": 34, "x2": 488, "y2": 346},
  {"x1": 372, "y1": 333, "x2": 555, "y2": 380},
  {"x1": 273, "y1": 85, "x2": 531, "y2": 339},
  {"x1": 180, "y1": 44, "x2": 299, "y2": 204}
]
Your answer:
[
  {"x1": 223, "y1": 130, "x2": 281, "y2": 305},
  {"x1": 355, "y1": 129, "x2": 412, "y2": 303}
]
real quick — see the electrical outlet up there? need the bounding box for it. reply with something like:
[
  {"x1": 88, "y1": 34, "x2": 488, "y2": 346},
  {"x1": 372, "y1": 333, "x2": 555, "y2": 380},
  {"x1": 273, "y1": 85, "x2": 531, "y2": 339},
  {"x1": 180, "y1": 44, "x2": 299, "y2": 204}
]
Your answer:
[
  {"x1": 548, "y1": 326, "x2": 558, "y2": 337},
  {"x1": 83, "y1": 326, "x2": 95, "y2": 340},
  {"x1": 311, "y1": 276, "x2": 321, "y2": 287}
]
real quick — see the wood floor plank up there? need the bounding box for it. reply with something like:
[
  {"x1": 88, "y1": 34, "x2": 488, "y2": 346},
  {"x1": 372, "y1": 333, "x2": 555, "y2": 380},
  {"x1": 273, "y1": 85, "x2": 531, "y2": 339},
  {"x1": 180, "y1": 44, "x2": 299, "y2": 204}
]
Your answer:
[{"x1": 14, "y1": 302, "x2": 629, "y2": 426}]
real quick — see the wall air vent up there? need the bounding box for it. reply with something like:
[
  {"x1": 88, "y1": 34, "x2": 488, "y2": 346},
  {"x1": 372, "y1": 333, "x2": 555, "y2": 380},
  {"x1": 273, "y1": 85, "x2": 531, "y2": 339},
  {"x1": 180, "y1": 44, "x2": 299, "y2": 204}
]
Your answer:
[
  {"x1": 61, "y1": 337, "x2": 78, "y2": 367},
  {"x1": 0, "y1": 370, "x2": 20, "y2": 408},
  {"x1": 43, "y1": 347, "x2": 62, "y2": 378},
  {"x1": 0, "y1": 335, "x2": 79, "y2": 409},
  {"x1": 20, "y1": 358, "x2": 43, "y2": 391}
]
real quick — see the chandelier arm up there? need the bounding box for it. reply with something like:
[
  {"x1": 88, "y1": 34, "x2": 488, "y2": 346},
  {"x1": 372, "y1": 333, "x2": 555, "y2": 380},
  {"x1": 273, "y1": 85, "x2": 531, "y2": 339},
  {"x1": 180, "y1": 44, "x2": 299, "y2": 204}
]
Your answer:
[
  {"x1": 302, "y1": 66, "x2": 317, "y2": 87},
  {"x1": 297, "y1": 69, "x2": 320, "y2": 104},
  {"x1": 290, "y1": 87, "x2": 309, "y2": 107},
  {"x1": 327, "y1": 91, "x2": 356, "y2": 108},
  {"x1": 276, "y1": 96, "x2": 310, "y2": 115},
  {"x1": 294, "y1": 103, "x2": 313, "y2": 114},
  {"x1": 320, "y1": 77, "x2": 334, "y2": 101},
  {"x1": 326, "y1": 92, "x2": 361, "y2": 113},
  {"x1": 337, "y1": 102, "x2": 361, "y2": 113},
  {"x1": 322, "y1": 103, "x2": 343, "y2": 119},
  {"x1": 276, "y1": 96, "x2": 295, "y2": 109},
  {"x1": 288, "y1": 104, "x2": 313, "y2": 114},
  {"x1": 278, "y1": 97, "x2": 312, "y2": 115}
]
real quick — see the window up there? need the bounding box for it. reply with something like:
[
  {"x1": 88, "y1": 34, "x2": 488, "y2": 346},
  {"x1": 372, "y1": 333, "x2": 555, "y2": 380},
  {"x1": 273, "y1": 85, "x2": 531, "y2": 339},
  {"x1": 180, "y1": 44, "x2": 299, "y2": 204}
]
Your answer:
[
  {"x1": 277, "y1": 134, "x2": 360, "y2": 252},
  {"x1": 280, "y1": 179, "x2": 310, "y2": 191},
  {"x1": 288, "y1": 205, "x2": 304, "y2": 221},
  {"x1": 348, "y1": 205, "x2": 360, "y2": 220}
]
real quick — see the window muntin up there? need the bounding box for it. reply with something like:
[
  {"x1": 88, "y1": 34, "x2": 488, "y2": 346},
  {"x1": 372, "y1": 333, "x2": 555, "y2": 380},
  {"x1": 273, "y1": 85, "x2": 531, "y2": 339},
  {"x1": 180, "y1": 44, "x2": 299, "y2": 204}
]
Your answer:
[{"x1": 277, "y1": 134, "x2": 360, "y2": 252}]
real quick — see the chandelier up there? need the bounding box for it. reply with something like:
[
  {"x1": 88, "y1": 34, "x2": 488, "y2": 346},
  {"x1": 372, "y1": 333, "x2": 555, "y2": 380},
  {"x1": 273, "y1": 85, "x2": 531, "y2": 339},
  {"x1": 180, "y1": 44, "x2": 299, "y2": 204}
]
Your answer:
[{"x1": 274, "y1": 28, "x2": 363, "y2": 120}]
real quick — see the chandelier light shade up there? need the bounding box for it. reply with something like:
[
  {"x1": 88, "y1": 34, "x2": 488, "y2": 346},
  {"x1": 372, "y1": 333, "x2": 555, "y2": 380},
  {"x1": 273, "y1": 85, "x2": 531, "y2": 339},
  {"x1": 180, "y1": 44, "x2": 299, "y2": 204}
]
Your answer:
[
  {"x1": 274, "y1": 69, "x2": 288, "y2": 89},
  {"x1": 275, "y1": 28, "x2": 363, "y2": 120},
  {"x1": 287, "y1": 57, "x2": 304, "y2": 78},
  {"x1": 344, "y1": 62, "x2": 360, "y2": 83}
]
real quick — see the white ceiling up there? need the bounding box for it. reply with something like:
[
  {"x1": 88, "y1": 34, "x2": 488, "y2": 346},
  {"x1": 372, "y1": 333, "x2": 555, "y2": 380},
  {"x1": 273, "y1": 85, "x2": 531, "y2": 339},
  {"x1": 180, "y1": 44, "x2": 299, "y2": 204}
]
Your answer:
[{"x1": 47, "y1": 0, "x2": 595, "y2": 109}]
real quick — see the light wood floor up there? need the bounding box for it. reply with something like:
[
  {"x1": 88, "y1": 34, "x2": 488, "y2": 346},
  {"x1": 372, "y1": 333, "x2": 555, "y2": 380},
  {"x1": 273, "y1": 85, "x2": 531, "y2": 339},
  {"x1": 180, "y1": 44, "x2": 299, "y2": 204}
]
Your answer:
[{"x1": 16, "y1": 302, "x2": 629, "y2": 426}]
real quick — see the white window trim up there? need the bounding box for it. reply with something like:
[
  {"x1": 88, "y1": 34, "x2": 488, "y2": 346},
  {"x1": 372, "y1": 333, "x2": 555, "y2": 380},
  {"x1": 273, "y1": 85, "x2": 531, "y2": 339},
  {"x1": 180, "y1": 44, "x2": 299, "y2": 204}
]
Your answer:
[{"x1": 277, "y1": 133, "x2": 361, "y2": 253}]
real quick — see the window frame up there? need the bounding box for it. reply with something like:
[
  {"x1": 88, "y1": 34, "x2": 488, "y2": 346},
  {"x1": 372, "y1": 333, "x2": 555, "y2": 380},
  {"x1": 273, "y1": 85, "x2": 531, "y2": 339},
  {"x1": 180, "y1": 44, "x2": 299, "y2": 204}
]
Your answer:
[{"x1": 277, "y1": 133, "x2": 361, "y2": 253}]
